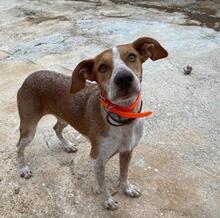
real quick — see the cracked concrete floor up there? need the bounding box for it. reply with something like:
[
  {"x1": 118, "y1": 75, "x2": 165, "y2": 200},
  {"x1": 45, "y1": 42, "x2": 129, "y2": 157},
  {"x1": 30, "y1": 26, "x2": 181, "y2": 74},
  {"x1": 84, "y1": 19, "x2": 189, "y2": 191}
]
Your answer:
[{"x1": 0, "y1": 0, "x2": 220, "y2": 217}]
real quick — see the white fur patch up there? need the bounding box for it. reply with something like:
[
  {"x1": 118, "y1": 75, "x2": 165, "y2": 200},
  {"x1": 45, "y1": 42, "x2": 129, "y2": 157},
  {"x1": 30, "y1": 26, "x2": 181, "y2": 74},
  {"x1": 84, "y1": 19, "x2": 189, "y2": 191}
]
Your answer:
[
  {"x1": 93, "y1": 47, "x2": 145, "y2": 163},
  {"x1": 108, "y1": 47, "x2": 140, "y2": 104},
  {"x1": 96, "y1": 118, "x2": 144, "y2": 163}
]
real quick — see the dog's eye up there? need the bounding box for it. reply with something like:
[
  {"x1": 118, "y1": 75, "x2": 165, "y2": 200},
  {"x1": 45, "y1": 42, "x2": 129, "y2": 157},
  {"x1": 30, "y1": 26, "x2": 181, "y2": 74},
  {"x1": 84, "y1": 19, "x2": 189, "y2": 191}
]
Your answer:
[
  {"x1": 128, "y1": 53, "x2": 136, "y2": 62},
  {"x1": 99, "y1": 64, "x2": 106, "y2": 73}
]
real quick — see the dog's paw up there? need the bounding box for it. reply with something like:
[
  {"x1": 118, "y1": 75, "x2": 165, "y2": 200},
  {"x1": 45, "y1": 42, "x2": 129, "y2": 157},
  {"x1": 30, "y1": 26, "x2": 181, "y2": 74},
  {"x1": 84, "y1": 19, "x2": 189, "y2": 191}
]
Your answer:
[
  {"x1": 122, "y1": 184, "x2": 141, "y2": 198},
  {"x1": 103, "y1": 197, "x2": 118, "y2": 210},
  {"x1": 20, "y1": 166, "x2": 32, "y2": 179}
]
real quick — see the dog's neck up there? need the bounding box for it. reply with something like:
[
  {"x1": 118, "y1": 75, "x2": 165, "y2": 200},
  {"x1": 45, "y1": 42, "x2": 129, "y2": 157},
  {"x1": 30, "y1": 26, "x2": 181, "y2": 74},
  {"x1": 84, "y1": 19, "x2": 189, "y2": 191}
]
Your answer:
[{"x1": 99, "y1": 93, "x2": 142, "y2": 127}]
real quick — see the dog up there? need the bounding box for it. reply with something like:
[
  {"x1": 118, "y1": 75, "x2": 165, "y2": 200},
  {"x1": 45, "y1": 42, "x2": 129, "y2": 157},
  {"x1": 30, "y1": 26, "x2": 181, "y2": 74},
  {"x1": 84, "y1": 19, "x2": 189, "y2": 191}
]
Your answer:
[{"x1": 16, "y1": 37, "x2": 168, "y2": 210}]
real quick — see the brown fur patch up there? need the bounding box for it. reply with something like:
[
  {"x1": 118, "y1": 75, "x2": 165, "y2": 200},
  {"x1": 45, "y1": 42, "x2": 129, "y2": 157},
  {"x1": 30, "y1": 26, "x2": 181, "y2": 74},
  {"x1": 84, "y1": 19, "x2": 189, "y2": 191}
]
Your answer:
[
  {"x1": 118, "y1": 44, "x2": 143, "y2": 80},
  {"x1": 93, "y1": 49, "x2": 113, "y2": 97}
]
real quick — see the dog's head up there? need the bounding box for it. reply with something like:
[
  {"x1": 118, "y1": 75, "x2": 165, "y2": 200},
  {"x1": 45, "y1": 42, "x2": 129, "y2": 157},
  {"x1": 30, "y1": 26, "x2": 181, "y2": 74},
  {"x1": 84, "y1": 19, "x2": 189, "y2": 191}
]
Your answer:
[{"x1": 70, "y1": 37, "x2": 168, "y2": 105}]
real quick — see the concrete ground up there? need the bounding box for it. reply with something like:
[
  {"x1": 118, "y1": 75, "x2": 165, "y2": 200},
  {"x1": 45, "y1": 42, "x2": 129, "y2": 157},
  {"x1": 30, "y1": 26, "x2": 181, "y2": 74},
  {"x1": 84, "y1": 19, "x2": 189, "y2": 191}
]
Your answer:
[{"x1": 0, "y1": 0, "x2": 219, "y2": 217}]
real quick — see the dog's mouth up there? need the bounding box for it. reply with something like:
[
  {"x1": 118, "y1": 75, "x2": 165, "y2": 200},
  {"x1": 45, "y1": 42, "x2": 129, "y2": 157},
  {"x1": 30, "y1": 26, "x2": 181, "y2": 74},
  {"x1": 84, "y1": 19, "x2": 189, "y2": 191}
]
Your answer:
[
  {"x1": 117, "y1": 90, "x2": 133, "y2": 99},
  {"x1": 111, "y1": 86, "x2": 140, "y2": 103}
]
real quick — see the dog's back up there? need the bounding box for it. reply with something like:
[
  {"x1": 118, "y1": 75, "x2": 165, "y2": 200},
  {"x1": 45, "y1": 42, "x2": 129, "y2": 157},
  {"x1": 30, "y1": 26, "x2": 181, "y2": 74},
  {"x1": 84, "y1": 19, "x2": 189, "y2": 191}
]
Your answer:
[{"x1": 17, "y1": 71, "x2": 99, "y2": 136}]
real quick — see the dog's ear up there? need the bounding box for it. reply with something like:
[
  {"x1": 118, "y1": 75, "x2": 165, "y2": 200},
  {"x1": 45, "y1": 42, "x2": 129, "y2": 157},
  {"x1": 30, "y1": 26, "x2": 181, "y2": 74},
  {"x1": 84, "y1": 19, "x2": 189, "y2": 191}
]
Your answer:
[
  {"x1": 132, "y1": 37, "x2": 168, "y2": 62},
  {"x1": 70, "y1": 59, "x2": 95, "y2": 93}
]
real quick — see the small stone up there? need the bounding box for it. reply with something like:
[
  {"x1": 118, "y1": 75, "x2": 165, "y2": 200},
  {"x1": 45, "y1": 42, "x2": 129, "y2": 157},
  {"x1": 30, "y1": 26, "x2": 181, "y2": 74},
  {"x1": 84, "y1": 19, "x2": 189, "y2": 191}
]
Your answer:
[
  {"x1": 155, "y1": 169, "x2": 158, "y2": 172},
  {"x1": 14, "y1": 187, "x2": 20, "y2": 195},
  {"x1": 42, "y1": 183, "x2": 46, "y2": 187},
  {"x1": 183, "y1": 65, "x2": 193, "y2": 75},
  {"x1": 187, "y1": 20, "x2": 201, "y2": 26},
  {"x1": 214, "y1": 22, "x2": 219, "y2": 28}
]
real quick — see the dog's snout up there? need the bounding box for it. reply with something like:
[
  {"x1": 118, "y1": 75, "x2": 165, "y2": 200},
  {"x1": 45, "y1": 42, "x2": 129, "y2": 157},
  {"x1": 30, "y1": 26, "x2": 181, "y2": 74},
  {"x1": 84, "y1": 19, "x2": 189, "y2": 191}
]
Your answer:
[{"x1": 114, "y1": 72, "x2": 134, "y2": 89}]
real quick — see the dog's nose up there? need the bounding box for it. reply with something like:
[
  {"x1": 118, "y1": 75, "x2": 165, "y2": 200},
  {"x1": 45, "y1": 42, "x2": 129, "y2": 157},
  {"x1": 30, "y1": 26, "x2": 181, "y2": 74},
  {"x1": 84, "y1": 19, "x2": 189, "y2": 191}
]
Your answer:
[{"x1": 114, "y1": 72, "x2": 134, "y2": 89}]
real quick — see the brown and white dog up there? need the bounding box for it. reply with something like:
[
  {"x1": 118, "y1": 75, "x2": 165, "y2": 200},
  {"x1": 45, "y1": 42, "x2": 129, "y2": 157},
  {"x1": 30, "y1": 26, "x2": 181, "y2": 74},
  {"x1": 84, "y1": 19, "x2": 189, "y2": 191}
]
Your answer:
[{"x1": 16, "y1": 37, "x2": 168, "y2": 210}]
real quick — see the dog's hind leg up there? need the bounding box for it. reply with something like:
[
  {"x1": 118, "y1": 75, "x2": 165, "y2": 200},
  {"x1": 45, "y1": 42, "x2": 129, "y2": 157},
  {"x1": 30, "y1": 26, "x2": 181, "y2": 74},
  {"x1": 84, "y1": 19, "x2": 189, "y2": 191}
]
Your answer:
[
  {"x1": 16, "y1": 87, "x2": 42, "y2": 179},
  {"x1": 17, "y1": 118, "x2": 39, "y2": 179},
  {"x1": 53, "y1": 118, "x2": 77, "y2": 152}
]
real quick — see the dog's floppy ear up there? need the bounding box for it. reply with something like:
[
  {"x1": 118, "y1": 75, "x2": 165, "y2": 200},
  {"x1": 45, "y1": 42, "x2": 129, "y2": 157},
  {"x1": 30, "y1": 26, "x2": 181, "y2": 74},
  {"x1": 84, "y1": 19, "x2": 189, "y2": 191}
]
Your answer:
[
  {"x1": 70, "y1": 59, "x2": 95, "y2": 93},
  {"x1": 132, "y1": 37, "x2": 168, "y2": 62}
]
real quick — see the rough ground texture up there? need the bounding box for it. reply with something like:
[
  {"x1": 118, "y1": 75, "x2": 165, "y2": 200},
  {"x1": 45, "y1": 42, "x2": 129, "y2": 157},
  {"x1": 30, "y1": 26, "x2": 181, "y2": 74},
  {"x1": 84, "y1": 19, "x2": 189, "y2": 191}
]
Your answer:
[{"x1": 0, "y1": 0, "x2": 220, "y2": 217}]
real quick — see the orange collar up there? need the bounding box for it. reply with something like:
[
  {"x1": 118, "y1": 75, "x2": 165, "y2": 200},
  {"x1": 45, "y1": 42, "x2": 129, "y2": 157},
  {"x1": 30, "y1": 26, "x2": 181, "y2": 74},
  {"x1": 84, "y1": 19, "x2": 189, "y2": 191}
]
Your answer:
[{"x1": 100, "y1": 93, "x2": 153, "y2": 119}]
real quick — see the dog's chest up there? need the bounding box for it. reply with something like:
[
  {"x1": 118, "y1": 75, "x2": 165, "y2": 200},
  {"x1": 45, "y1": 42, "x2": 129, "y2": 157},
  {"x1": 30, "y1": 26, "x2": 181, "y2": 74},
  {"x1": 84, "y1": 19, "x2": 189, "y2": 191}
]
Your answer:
[{"x1": 99, "y1": 119, "x2": 144, "y2": 160}]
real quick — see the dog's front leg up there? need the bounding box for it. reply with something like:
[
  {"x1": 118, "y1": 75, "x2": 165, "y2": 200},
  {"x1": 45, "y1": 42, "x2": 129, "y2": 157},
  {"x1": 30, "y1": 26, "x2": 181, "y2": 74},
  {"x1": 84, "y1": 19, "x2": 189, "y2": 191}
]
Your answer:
[
  {"x1": 119, "y1": 151, "x2": 141, "y2": 197},
  {"x1": 93, "y1": 158, "x2": 118, "y2": 210}
]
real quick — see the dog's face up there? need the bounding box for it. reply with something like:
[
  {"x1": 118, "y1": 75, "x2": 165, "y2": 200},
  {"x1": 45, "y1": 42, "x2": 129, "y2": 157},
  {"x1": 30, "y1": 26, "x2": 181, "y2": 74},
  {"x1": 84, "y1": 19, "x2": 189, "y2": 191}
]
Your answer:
[
  {"x1": 70, "y1": 37, "x2": 168, "y2": 104},
  {"x1": 93, "y1": 44, "x2": 142, "y2": 105}
]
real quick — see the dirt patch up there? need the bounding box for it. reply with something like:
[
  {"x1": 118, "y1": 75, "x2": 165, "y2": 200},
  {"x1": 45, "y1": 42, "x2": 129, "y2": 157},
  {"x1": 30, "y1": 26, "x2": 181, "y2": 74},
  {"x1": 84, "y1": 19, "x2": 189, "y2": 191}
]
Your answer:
[
  {"x1": 19, "y1": 8, "x2": 70, "y2": 24},
  {"x1": 110, "y1": 0, "x2": 220, "y2": 31}
]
